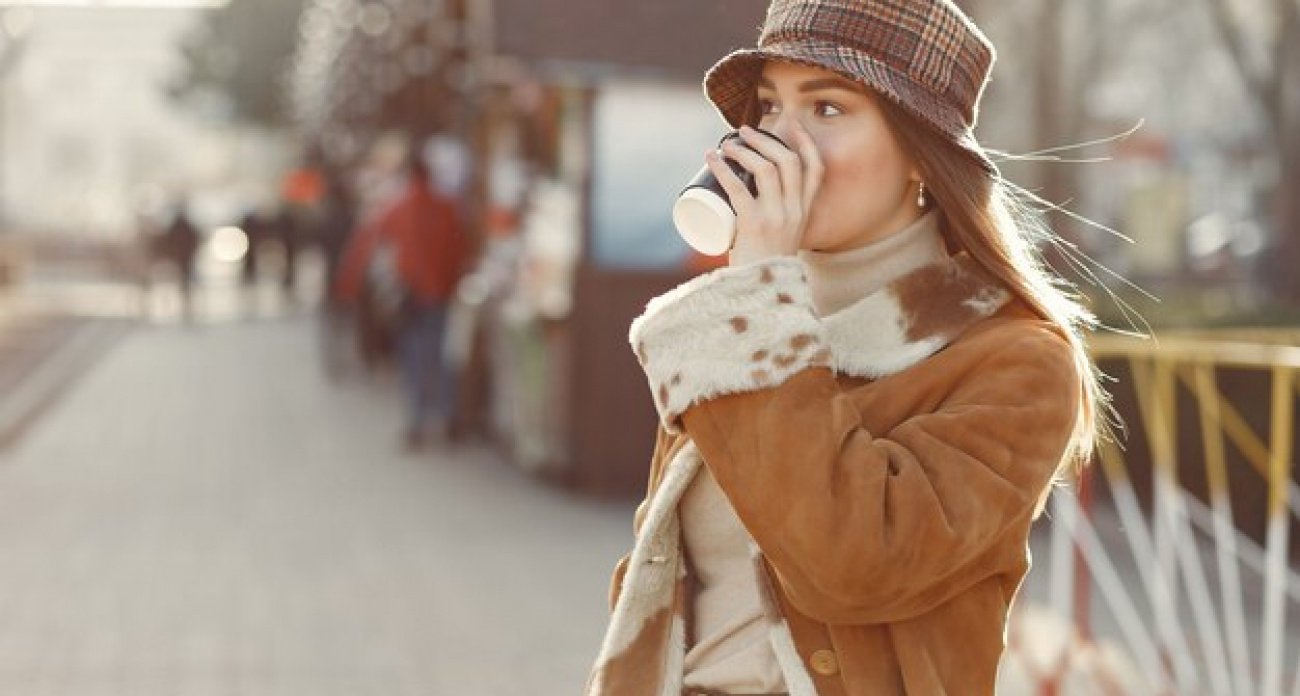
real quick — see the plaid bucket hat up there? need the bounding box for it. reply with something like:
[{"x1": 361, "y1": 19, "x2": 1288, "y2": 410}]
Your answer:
[{"x1": 704, "y1": 0, "x2": 998, "y2": 173}]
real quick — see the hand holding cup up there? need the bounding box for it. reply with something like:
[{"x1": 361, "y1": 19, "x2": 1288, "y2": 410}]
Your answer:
[{"x1": 672, "y1": 124, "x2": 823, "y2": 264}]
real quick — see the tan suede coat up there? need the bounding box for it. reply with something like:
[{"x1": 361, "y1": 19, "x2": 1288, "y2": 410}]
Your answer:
[{"x1": 585, "y1": 253, "x2": 1082, "y2": 696}]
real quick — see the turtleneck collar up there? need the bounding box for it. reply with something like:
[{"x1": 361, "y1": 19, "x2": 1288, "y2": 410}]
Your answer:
[{"x1": 798, "y1": 211, "x2": 947, "y2": 317}]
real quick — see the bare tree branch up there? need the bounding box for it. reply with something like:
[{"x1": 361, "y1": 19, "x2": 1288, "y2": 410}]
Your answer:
[
  {"x1": 1060, "y1": 0, "x2": 1164, "y2": 138},
  {"x1": 1269, "y1": 0, "x2": 1300, "y2": 118},
  {"x1": 1004, "y1": 0, "x2": 1045, "y2": 45},
  {"x1": 1109, "y1": 0, "x2": 1179, "y2": 46},
  {"x1": 1274, "y1": 0, "x2": 1300, "y2": 152},
  {"x1": 1200, "y1": 0, "x2": 1274, "y2": 118}
]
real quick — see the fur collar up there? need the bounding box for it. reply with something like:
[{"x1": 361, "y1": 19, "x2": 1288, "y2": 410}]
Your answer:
[{"x1": 822, "y1": 251, "x2": 1011, "y2": 378}]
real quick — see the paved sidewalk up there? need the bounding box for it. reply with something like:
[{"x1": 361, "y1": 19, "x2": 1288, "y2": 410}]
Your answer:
[
  {"x1": 0, "y1": 251, "x2": 317, "y2": 450},
  {"x1": 0, "y1": 317, "x2": 634, "y2": 696},
  {"x1": 0, "y1": 310, "x2": 130, "y2": 452}
]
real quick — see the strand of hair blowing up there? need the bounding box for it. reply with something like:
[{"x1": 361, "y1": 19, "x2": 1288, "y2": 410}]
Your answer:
[{"x1": 875, "y1": 98, "x2": 1111, "y2": 492}]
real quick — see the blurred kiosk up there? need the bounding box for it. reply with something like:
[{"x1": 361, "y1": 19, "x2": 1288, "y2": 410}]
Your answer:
[{"x1": 466, "y1": 0, "x2": 766, "y2": 497}]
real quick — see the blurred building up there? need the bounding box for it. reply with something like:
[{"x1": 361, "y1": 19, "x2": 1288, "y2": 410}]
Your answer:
[
  {"x1": 291, "y1": 0, "x2": 765, "y2": 497},
  {"x1": 0, "y1": 5, "x2": 287, "y2": 239},
  {"x1": 481, "y1": 1, "x2": 766, "y2": 496}
]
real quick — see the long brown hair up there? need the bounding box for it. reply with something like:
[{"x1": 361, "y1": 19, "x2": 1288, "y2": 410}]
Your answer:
[{"x1": 876, "y1": 97, "x2": 1110, "y2": 483}]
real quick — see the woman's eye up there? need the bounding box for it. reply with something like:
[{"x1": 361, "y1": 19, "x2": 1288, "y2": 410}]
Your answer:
[
  {"x1": 757, "y1": 98, "x2": 842, "y2": 118},
  {"x1": 815, "y1": 101, "x2": 843, "y2": 117}
]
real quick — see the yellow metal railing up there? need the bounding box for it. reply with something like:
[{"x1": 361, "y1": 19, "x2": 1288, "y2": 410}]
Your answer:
[{"x1": 1006, "y1": 331, "x2": 1299, "y2": 696}]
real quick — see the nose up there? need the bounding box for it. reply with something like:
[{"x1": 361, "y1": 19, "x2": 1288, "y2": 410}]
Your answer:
[{"x1": 761, "y1": 115, "x2": 801, "y2": 149}]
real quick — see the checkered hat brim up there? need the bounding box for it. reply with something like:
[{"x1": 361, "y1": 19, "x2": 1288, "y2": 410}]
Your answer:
[
  {"x1": 703, "y1": 0, "x2": 999, "y2": 174},
  {"x1": 704, "y1": 40, "x2": 996, "y2": 174}
]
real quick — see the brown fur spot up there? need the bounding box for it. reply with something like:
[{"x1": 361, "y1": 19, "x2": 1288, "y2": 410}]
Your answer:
[
  {"x1": 810, "y1": 347, "x2": 833, "y2": 364},
  {"x1": 729, "y1": 317, "x2": 749, "y2": 333},
  {"x1": 671, "y1": 373, "x2": 683, "y2": 386},
  {"x1": 773, "y1": 353, "x2": 798, "y2": 368},
  {"x1": 891, "y1": 255, "x2": 1006, "y2": 344},
  {"x1": 752, "y1": 350, "x2": 770, "y2": 362},
  {"x1": 776, "y1": 293, "x2": 793, "y2": 304},
  {"x1": 751, "y1": 369, "x2": 770, "y2": 383},
  {"x1": 658, "y1": 384, "x2": 669, "y2": 407},
  {"x1": 677, "y1": 574, "x2": 695, "y2": 663},
  {"x1": 790, "y1": 334, "x2": 817, "y2": 350},
  {"x1": 759, "y1": 267, "x2": 775, "y2": 283},
  {"x1": 635, "y1": 341, "x2": 648, "y2": 365}
]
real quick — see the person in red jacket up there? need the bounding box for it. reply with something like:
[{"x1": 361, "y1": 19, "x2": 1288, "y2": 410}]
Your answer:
[{"x1": 337, "y1": 155, "x2": 469, "y2": 448}]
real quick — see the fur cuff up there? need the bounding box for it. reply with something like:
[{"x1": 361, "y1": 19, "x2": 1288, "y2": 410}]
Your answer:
[{"x1": 629, "y1": 259, "x2": 830, "y2": 433}]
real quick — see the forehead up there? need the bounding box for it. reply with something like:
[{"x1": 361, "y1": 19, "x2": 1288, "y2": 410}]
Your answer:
[{"x1": 758, "y1": 60, "x2": 866, "y2": 93}]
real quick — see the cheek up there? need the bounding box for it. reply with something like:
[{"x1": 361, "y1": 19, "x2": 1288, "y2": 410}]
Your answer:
[
  {"x1": 816, "y1": 136, "x2": 908, "y2": 208},
  {"x1": 822, "y1": 152, "x2": 870, "y2": 196}
]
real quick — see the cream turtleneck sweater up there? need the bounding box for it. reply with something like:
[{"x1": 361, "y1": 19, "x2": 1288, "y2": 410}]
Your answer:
[
  {"x1": 680, "y1": 211, "x2": 947, "y2": 693},
  {"x1": 799, "y1": 211, "x2": 948, "y2": 317}
]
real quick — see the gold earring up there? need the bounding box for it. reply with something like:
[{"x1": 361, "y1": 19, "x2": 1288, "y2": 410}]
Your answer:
[{"x1": 917, "y1": 182, "x2": 927, "y2": 209}]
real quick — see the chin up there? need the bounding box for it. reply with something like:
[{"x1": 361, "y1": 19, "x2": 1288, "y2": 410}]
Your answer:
[
  {"x1": 799, "y1": 225, "x2": 833, "y2": 253},
  {"x1": 801, "y1": 231, "x2": 850, "y2": 254},
  {"x1": 800, "y1": 217, "x2": 864, "y2": 253}
]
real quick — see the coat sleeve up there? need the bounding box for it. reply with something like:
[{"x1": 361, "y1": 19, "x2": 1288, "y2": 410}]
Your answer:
[{"x1": 628, "y1": 258, "x2": 1081, "y2": 625}]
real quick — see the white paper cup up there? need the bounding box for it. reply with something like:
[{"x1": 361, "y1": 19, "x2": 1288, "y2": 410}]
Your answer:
[
  {"x1": 672, "y1": 184, "x2": 737, "y2": 256},
  {"x1": 671, "y1": 129, "x2": 786, "y2": 257}
]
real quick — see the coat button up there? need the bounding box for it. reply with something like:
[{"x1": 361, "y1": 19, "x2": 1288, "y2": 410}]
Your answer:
[{"x1": 809, "y1": 649, "x2": 839, "y2": 676}]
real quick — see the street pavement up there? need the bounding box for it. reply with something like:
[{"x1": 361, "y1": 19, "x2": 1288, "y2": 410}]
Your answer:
[{"x1": 0, "y1": 316, "x2": 634, "y2": 696}]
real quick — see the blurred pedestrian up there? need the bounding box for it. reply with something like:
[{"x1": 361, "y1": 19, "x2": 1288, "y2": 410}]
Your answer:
[
  {"x1": 239, "y1": 210, "x2": 266, "y2": 286},
  {"x1": 281, "y1": 163, "x2": 327, "y2": 299},
  {"x1": 275, "y1": 207, "x2": 300, "y2": 296},
  {"x1": 587, "y1": 2, "x2": 1107, "y2": 696},
  {"x1": 318, "y1": 171, "x2": 359, "y2": 380},
  {"x1": 336, "y1": 153, "x2": 469, "y2": 449},
  {"x1": 163, "y1": 202, "x2": 201, "y2": 319},
  {"x1": 319, "y1": 171, "x2": 357, "y2": 304}
]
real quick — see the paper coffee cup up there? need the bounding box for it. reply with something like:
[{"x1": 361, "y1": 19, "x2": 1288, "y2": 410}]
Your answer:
[
  {"x1": 672, "y1": 129, "x2": 785, "y2": 257},
  {"x1": 672, "y1": 184, "x2": 738, "y2": 256}
]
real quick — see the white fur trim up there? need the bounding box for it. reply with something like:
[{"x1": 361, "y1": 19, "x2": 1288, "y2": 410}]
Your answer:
[
  {"x1": 770, "y1": 619, "x2": 821, "y2": 696},
  {"x1": 589, "y1": 444, "x2": 702, "y2": 694},
  {"x1": 630, "y1": 258, "x2": 830, "y2": 433},
  {"x1": 822, "y1": 256, "x2": 1010, "y2": 379},
  {"x1": 748, "y1": 540, "x2": 820, "y2": 695},
  {"x1": 658, "y1": 606, "x2": 687, "y2": 696},
  {"x1": 965, "y1": 287, "x2": 1012, "y2": 317},
  {"x1": 821, "y1": 290, "x2": 944, "y2": 379}
]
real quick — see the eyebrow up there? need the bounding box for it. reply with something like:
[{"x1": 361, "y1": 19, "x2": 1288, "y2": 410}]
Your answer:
[{"x1": 756, "y1": 76, "x2": 865, "y2": 95}]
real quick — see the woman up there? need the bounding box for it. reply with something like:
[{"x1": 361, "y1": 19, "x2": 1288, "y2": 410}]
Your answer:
[{"x1": 586, "y1": 1, "x2": 1106, "y2": 695}]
